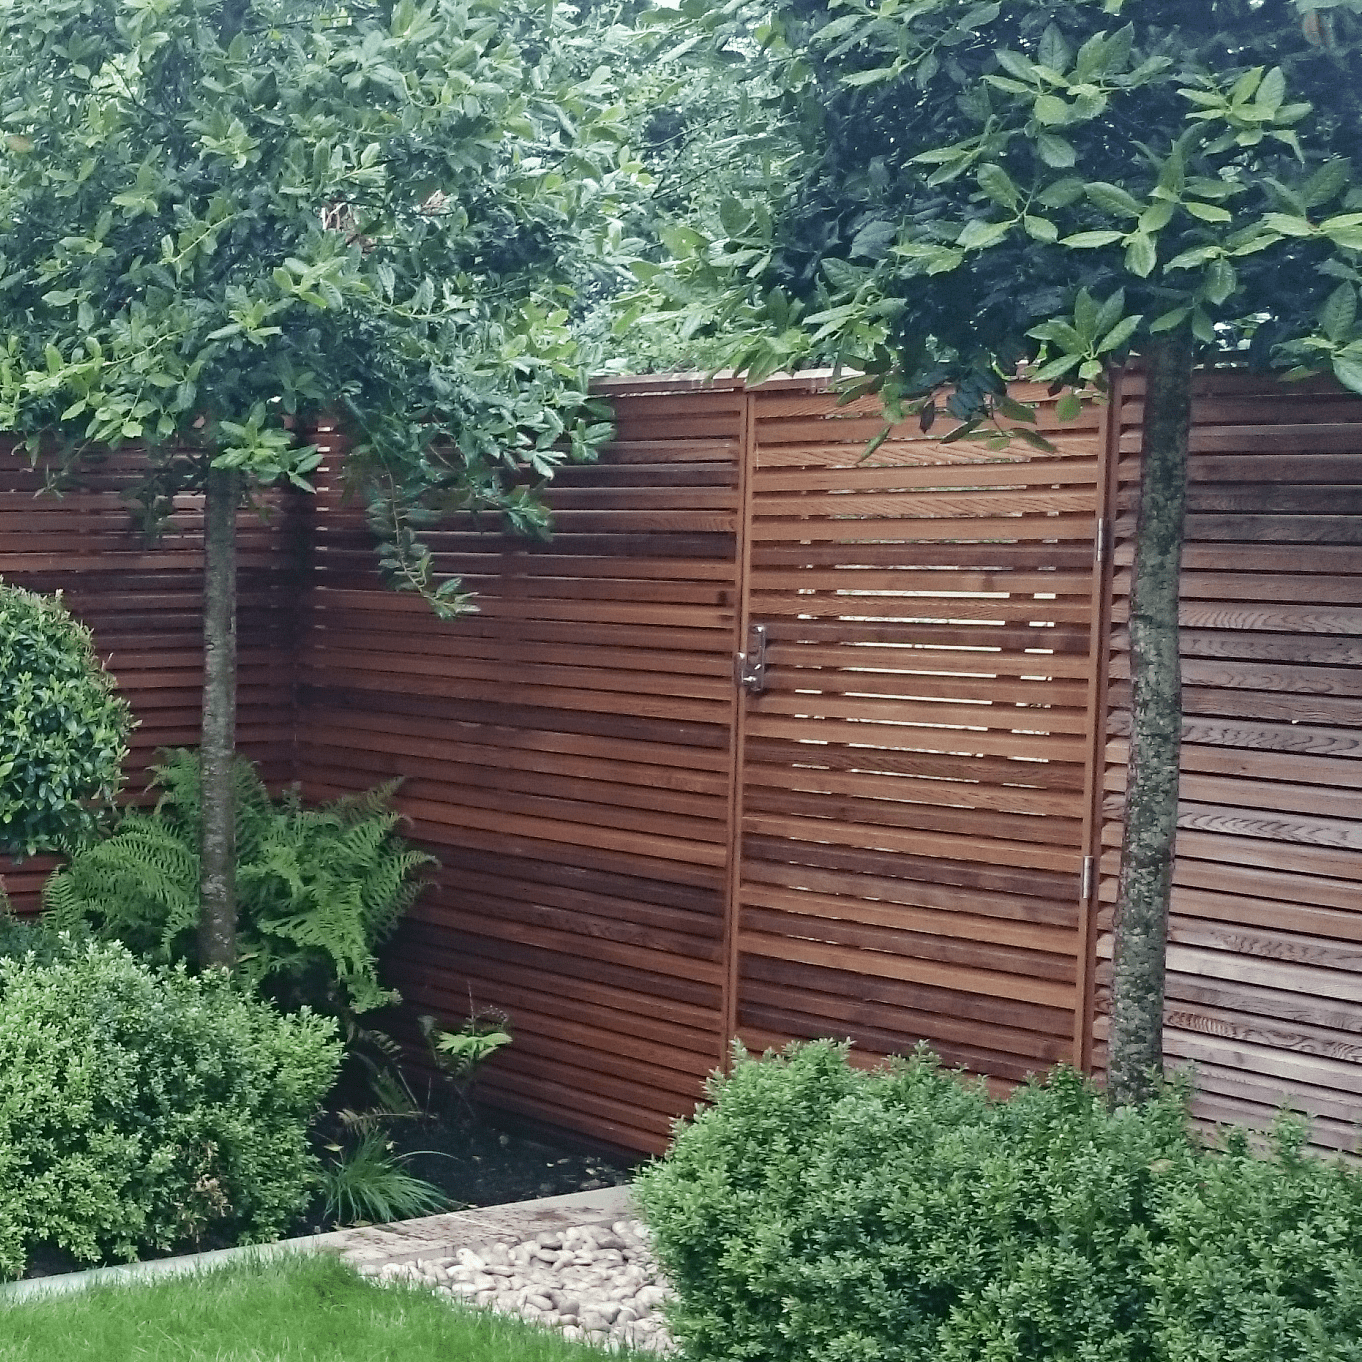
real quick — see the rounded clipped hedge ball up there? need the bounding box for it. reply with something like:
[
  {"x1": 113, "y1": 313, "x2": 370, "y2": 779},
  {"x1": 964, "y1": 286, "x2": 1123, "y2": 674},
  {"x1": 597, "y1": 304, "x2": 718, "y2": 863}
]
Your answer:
[{"x1": 0, "y1": 581, "x2": 132, "y2": 855}]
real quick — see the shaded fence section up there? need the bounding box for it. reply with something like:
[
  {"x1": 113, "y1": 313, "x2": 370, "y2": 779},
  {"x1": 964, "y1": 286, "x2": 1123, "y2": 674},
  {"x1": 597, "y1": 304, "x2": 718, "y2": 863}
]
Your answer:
[
  {"x1": 294, "y1": 388, "x2": 747, "y2": 1152},
  {"x1": 1099, "y1": 371, "x2": 1362, "y2": 1150},
  {"x1": 0, "y1": 441, "x2": 306, "y2": 913}
]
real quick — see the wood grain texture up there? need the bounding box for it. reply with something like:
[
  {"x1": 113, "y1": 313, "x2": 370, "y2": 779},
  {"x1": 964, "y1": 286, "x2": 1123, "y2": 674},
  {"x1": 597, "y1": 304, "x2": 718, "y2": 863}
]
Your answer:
[
  {"x1": 728, "y1": 387, "x2": 1108, "y2": 1078},
  {"x1": 292, "y1": 406, "x2": 742, "y2": 1149},
  {"x1": 1097, "y1": 370, "x2": 1362, "y2": 1151}
]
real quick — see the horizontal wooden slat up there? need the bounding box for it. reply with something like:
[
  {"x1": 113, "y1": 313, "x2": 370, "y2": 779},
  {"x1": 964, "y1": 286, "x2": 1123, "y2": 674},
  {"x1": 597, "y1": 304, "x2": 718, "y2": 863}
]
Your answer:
[{"x1": 1100, "y1": 371, "x2": 1362, "y2": 1154}]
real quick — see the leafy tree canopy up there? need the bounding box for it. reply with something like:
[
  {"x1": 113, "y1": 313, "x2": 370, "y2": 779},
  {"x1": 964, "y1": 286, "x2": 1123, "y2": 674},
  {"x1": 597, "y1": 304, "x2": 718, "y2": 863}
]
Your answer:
[
  {"x1": 0, "y1": 0, "x2": 637, "y2": 610},
  {"x1": 566, "y1": 0, "x2": 801, "y2": 372},
  {"x1": 644, "y1": 0, "x2": 1362, "y2": 425}
]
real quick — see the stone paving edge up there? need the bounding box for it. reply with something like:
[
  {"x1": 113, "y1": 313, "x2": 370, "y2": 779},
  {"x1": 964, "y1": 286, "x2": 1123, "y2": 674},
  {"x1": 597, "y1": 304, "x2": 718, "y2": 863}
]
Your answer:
[{"x1": 0, "y1": 1184, "x2": 636, "y2": 1305}]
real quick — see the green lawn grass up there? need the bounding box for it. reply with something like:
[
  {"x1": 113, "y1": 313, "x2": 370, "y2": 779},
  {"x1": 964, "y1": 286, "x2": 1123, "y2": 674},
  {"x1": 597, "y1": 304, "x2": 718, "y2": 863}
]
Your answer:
[{"x1": 0, "y1": 1253, "x2": 652, "y2": 1362}]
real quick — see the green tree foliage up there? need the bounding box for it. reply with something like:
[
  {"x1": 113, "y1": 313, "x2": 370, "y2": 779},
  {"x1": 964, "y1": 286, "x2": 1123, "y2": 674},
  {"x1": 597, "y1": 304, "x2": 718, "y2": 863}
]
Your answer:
[
  {"x1": 638, "y1": 1040, "x2": 1362, "y2": 1362},
  {"x1": 640, "y1": 0, "x2": 1362, "y2": 1103},
  {"x1": 0, "y1": 581, "x2": 131, "y2": 856},
  {"x1": 645, "y1": 0, "x2": 1362, "y2": 402},
  {"x1": 0, "y1": 0, "x2": 632, "y2": 958},
  {"x1": 565, "y1": 2, "x2": 801, "y2": 372},
  {"x1": 0, "y1": 939, "x2": 340, "y2": 1279},
  {"x1": 0, "y1": 0, "x2": 629, "y2": 582},
  {"x1": 44, "y1": 750, "x2": 433, "y2": 1017}
]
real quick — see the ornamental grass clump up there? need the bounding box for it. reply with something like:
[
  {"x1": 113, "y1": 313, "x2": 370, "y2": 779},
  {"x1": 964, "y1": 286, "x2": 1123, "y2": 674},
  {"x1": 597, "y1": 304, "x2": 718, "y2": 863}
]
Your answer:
[
  {"x1": 636, "y1": 1040, "x2": 1362, "y2": 1362},
  {"x1": 0, "y1": 940, "x2": 340, "y2": 1280},
  {"x1": 0, "y1": 581, "x2": 131, "y2": 856}
]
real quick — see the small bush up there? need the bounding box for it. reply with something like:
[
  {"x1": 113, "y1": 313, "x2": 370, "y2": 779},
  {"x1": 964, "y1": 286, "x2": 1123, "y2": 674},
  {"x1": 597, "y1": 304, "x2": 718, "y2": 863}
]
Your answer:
[
  {"x1": 636, "y1": 1040, "x2": 1362, "y2": 1362},
  {"x1": 0, "y1": 902, "x2": 68, "y2": 966},
  {"x1": 43, "y1": 749, "x2": 433, "y2": 1016},
  {"x1": 0, "y1": 581, "x2": 132, "y2": 855},
  {"x1": 0, "y1": 940, "x2": 341, "y2": 1279}
]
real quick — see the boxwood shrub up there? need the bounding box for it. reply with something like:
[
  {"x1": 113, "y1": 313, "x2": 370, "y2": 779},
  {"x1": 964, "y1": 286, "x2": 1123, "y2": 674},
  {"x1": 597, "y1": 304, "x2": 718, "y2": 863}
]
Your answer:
[
  {"x1": 0, "y1": 581, "x2": 132, "y2": 856},
  {"x1": 0, "y1": 902, "x2": 66, "y2": 966},
  {"x1": 0, "y1": 940, "x2": 341, "y2": 1279},
  {"x1": 636, "y1": 1040, "x2": 1362, "y2": 1362}
]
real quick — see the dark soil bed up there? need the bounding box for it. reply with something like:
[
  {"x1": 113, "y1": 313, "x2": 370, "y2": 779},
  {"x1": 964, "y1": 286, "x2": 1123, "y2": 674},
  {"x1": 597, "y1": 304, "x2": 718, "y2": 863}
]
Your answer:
[{"x1": 389, "y1": 1105, "x2": 643, "y2": 1209}]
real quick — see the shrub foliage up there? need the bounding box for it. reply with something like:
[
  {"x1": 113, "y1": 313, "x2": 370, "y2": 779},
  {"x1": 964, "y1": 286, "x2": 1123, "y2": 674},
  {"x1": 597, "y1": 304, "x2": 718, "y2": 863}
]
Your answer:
[
  {"x1": 0, "y1": 582, "x2": 131, "y2": 856},
  {"x1": 636, "y1": 1041, "x2": 1362, "y2": 1362},
  {"x1": 0, "y1": 940, "x2": 340, "y2": 1278},
  {"x1": 44, "y1": 750, "x2": 433, "y2": 1015},
  {"x1": 0, "y1": 902, "x2": 64, "y2": 967}
]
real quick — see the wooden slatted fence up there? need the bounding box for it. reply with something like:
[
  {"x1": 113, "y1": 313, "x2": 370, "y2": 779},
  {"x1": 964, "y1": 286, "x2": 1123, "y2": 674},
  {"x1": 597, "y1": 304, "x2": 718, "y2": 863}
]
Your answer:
[
  {"x1": 1098, "y1": 370, "x2": 1362, "y2": 1151},
  {"x1": 0, "y1": 441, "x2": 307, "y2": 914},
  {"x1": 4, "y1": 370, "x2": 1361, "y2": 1157},
  {"x1": 729, "y1": 382, "x2": 1111, "y2": 1084},
  {"x1": 294, "y1": 387, "x2": 747, "y2": 1152}
]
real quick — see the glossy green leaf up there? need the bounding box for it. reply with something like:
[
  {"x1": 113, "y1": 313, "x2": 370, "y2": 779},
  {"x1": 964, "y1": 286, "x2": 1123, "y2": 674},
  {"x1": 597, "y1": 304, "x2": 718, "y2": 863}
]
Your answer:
[
  {"x1": 1035, "y1": 134, "x2": 1077, "y2": 167},
  {"x1": 1320, "y1": 282, "x2": 1358, "y2": 344},
  {"x1": 1059, "y1": 231, "x2": 1123, "y2": 248},
  {"x1": 1085, "y1": 182, "x2": 1142, "y2": 218},
  {"x1": 1125, "y1": 233, "x2": 1156, "y2": 277}
]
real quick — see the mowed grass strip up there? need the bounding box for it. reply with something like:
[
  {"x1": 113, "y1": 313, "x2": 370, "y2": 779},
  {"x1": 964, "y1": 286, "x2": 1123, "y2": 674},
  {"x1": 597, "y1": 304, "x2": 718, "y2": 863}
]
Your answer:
[{"x1": 0, "y1": 1252, "x2": 651, "y2": 1362}]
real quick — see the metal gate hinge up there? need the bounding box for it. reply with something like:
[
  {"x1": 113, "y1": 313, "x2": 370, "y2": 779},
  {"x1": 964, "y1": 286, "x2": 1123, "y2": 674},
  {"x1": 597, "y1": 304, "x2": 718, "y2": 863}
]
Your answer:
[
  {"x1": 1081, "y1": 854, "x2": 1096, "y2": 904},
  {"x1": 1094, "y1": 518, "x2": 1110, "y2": 566},
  {"x1": 737, "y1": 623, "x2": 767, "y2": 694}
]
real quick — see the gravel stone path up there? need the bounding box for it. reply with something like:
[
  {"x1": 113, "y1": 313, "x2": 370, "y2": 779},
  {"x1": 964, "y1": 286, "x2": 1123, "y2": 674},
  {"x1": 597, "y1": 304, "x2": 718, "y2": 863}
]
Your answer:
[{"x1": 362, "y1": 1216, "x2": 675, "y2": 1354}]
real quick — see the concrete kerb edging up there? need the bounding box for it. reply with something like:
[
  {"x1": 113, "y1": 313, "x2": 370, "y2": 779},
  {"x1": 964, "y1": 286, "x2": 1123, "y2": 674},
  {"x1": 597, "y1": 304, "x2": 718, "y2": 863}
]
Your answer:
[{"x1": 0, "y1": 1184, "x2": 636, "y2": 1306}]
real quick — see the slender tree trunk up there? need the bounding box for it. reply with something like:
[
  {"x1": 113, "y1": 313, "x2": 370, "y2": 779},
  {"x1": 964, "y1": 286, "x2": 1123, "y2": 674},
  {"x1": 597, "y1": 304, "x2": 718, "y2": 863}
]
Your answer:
[
  {"x1": 1108, "y1": 331, "x2": 1195, "y2": 1107},
  {"x1": 198, "y1": 464, "x2": 239, "y2": 969}
]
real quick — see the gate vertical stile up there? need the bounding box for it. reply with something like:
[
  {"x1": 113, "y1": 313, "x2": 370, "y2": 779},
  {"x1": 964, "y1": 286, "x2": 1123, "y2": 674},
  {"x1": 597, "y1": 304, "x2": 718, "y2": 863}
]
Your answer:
[
  {"x1": 1073, "y1": 368, "x2": 1125, "y2": 1073},
  {"x1": 719, "y1": 384, "x2": 758, "y2": 1066}
]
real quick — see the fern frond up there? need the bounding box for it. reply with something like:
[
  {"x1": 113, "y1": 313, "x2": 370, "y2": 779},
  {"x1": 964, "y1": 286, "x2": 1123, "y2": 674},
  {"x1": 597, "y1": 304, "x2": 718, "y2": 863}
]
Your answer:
[
  {"x1": 42, "y1": 812, "x2": 198, "y2": 960},
  {"x1": 360, "y1": 847, "x2": 435, "y2": 940},
  {"x1": 330, "y1": 779, "x2": 404, "y2": 826},
  {"x1": 44, "y1": 756, "x2": 429, "y2": 1017}
]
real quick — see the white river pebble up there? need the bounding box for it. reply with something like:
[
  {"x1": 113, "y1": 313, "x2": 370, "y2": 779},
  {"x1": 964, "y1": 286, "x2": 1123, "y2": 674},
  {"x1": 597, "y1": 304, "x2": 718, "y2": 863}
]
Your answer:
[{"x1": 367, "y1": 1218, "x2": 675, "y2": 1354}]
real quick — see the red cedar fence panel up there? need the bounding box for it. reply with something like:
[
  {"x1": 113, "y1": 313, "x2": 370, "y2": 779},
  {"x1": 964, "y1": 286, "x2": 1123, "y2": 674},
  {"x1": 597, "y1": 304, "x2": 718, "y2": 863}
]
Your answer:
[
  {"x1": 0, "y1": 440, "x2": 308, "y2": 914},
  {"x1": 1098, "y1": 370, "x2": 1362, "y2": 1152},
  {"x1": 294, "y1": 384, "x2": 746, "y2": 1154}
]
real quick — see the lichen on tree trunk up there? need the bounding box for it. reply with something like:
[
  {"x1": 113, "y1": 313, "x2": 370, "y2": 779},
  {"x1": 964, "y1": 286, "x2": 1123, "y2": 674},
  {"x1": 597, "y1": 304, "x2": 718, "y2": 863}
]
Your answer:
[
  {"x1": 198, "y1": 464, "x2": 239, "y2": 970},
  {"x1": 1108, "y1": 331, "x2": 1195, "y2": 1107}
]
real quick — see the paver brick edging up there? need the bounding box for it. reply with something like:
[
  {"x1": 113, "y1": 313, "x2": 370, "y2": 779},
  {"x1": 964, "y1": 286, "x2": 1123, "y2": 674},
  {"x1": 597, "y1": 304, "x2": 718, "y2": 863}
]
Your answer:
[{"x1": 0, "y1": 1184, "x2": 635, "y2": 1305}]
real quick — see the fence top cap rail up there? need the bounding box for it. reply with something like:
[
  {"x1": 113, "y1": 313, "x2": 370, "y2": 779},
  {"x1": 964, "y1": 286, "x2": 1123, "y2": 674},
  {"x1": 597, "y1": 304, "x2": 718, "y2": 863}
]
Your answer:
[
  {"x1": 591, "y1": 361, "x2": 1360, "y2": 401},
  {"x1": 590, "y1": 369, "x2": 841, "y2": 396}
]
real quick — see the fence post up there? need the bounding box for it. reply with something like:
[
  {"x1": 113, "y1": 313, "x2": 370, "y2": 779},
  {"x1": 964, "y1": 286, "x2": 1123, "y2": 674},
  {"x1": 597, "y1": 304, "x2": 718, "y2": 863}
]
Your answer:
[{"x1": 719, "y1": 386, "x2": 757, "y2": 1066}]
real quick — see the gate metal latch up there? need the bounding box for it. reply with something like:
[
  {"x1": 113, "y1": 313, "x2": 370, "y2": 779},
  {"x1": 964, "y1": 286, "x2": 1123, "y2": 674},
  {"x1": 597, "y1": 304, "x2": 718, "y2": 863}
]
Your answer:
[{"x1": 736, "y1": 623, "x2": 767, "y2": 694}]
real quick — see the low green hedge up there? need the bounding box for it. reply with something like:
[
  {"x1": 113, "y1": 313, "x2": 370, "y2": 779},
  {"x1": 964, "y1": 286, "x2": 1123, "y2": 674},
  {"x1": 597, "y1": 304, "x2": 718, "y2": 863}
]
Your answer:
[
  {"x1": 0, "y1": 940, "x2": 341, "y2": 1279},
  {"x1": 636, "y1": 1040, "x2": 1362, "y2": 1362}
]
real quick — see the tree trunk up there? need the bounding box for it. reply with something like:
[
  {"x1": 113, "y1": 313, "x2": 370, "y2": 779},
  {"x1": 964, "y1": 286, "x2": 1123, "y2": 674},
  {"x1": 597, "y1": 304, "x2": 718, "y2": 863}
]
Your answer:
[
  {"x1": 1107, "y1": 331, "x2": 1195, "y2": 1107},
  {"x1": 198, "y1": 464, "x2": 239, "y2": 969}
]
